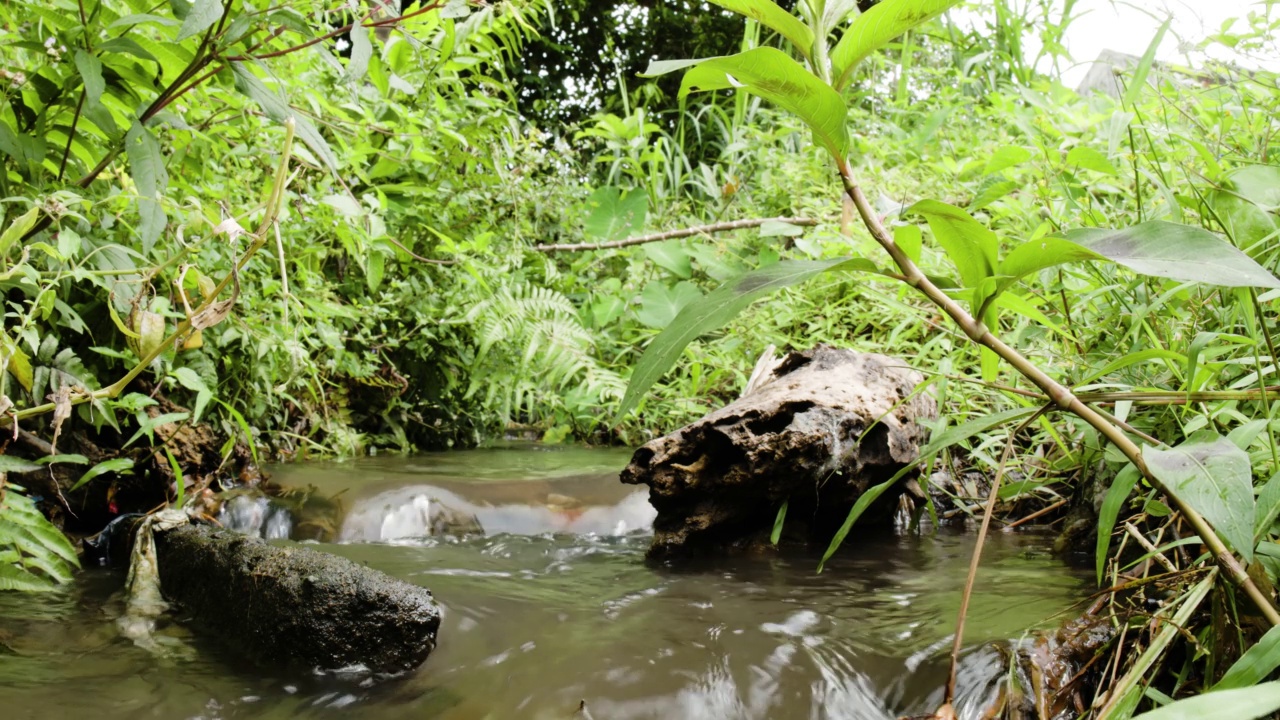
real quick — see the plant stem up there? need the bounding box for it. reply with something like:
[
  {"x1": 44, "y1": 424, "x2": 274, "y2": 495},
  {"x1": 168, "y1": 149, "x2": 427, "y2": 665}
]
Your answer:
[{"x1": 834, "y1": 157, "x2": 1280, "y2": 626}]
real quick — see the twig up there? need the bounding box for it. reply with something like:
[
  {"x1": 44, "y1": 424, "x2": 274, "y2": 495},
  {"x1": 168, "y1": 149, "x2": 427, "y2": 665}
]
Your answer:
[
  {"x1": 532, "y1": 217, "x2": 820, "y2": 252},
  {"x1": 1125, "y1": 521, "x2": 1179, "y2": 574},
  {"x1": 1002, "y1": 497, "x2": 1068, "y2": 531}
]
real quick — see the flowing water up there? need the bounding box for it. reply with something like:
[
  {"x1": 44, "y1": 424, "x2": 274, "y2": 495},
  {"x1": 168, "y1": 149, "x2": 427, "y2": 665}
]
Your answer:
[{"x1": 0, "y1": 446, "x2": 1090, "y2": 720}]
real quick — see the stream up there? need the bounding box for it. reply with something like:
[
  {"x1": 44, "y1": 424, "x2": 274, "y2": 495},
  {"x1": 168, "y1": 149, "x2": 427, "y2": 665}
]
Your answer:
[{"x1": 0, "y1": 446, "x2": 1090, "y2": 720}]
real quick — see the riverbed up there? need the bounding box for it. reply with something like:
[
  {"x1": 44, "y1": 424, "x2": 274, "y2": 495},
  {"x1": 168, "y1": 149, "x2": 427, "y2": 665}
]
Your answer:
[{"x1": 0, "y1": 446, "x2": 1089, "y2": 720}]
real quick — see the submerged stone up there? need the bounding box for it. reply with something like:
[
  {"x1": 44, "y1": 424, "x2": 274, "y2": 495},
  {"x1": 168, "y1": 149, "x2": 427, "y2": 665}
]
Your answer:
[
  {"x1": 621, "y1": 345, "x2": 937, "y2": 556},
  {"x1": 154, "y1": 524, "x2": 440, "y2": 675}
]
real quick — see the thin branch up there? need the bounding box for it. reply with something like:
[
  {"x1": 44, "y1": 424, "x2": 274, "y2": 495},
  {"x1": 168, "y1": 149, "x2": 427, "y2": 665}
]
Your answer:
[{"x1": 532, "y1": 217, "x2": 820, "y2": 252}]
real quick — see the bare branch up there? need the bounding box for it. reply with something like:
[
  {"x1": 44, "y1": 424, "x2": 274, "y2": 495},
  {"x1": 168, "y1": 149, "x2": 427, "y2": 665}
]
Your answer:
[{"x1": 532, "y1": 217, "x2": 820, "y2": 252}]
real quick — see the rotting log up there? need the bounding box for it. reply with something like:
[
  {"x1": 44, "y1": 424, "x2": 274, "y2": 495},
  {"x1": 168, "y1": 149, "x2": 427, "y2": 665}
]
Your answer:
[
  {"x1": 621, "y1": 345, "x2": 937, "y2": 557},
  {"x1": 153, "y1": 523, "x2": 440, "y2": 674}
]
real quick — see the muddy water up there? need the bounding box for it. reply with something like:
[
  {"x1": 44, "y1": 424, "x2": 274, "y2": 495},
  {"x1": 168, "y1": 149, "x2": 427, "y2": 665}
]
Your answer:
[{"x1": 0, "y1": 446, "x2": 1089, "y2": 720}]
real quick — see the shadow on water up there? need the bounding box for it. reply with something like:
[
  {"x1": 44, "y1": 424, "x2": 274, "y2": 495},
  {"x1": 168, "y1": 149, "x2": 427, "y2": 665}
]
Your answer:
[{"x1": 0, "y1": 446, "x2": 1089, "y2": 720}]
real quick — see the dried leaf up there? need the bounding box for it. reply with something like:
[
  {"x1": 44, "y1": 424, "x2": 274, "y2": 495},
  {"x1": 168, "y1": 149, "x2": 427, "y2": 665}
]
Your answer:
[{"x1": 47, "y1": 384, "x2": 72, "y2": 453}]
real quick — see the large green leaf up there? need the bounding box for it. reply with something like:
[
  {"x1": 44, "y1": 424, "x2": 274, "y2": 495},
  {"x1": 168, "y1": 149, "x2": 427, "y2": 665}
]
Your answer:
[
  {"x1": 707, "y1": 0, "x2": 814, "y2": 60},
  {"x1": 584, "y1": 186, "x2": 647, "y2": 241},
  {"x1": 125, "y1": 121, "x2": 168, "y2": 255},
  {"x1": 616, "y1": 257, "x2": 854, "y2": 421},
  {"x1": 906, "y1": 200, "x2": 997, "y2": 288},
  {"x1": 1063, "y1": 221, "x2": 1280, "y2": 288},
  {"x1": 1131, "y1": 682, "x2": 1280, "y2": 720},
  {"x1": 644, "y1": 48, "x2": 850, "y2": 158},
  {"x1": 1144, "y1": 433, "x2": 1256, "y2": 562},
  {"x1": 229, "y1": 62, "x2": 338, "y2": 171},
  {"x1": 830, "y1": 0, "x2": 963, "y2": 90}
]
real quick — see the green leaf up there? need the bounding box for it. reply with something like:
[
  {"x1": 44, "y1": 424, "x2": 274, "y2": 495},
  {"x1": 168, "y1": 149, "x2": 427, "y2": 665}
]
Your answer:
[
  {"x1": 1221, "y1": 165, "x2": 1280, "y2": 212},
  {"x1": 830, "y1": 0, "x2": 963, "y2": 90},
  {"x1": 1076, "y1": 348, "x2": 1187, "y2": 386},
  {"x1": 707, "y1": 0, "x2": 814, "y2": 60},
  {"x1": 1065, "y1": 146, "x2": 1119, "y2": 176},
  {"x1": 344, "y1": 21, "x2": 372, "y2": 84},
  {"x1": 771, "y1": 500, "x2": 788, "y2": 545},
  {"x1": 643, "y1": 241, "x2": 692, "y2": 279},
  {"x1": 819, "y1": 474, "x2": 901, "y2": 570},
  {"x1": 175, "y1": 0, "x2": 224, "y2": 41},
  {"x1": 1063, "y1": 221, "x2": 1280, "y2": 288},
  {"x1": 230, "y1": 62, "x2": 338, "y2": 171},
  {"x1": 1096, "y1": 464, "x2": 1140, "y2": 583},
  {"x1": 1122, "y1": 18, "x2": 1169, "y2": 109},
  {"x1": 584, "y1": 187, "x2": 647, "y2": 241},
  {"x1": 644, "y1": 48, "x2": 850, "y2": 158},
  {"x1": 906, "y1": 200, "x2": 997, "y2": 289},
  {"x1": 1145, "y1": 434, "x2": 1256, "y2": 562},
  {"x1": 0, "y1": 456, "x2": 43, "y2": 474},
  {"x1": 1215, "y1": 625, "x2": 1280, "y2": 691},
  {"x1": 70, "y1": 458, "x2": 135, "y2": 492},
  {"x1": 616, "y1": 257, "x2": 854, "y2": 421},
  {"x1": 36, "y1": 454, "x2": 89, "y2": 466},
  {"x1": 1131, "y1": 682, "x2": 1280, "y2": 720},
  {"x1": 983, "y1": 146, "x2": 1031, "y2": 175},
  {"x1": 0, "y1": 564, "x2": 57, "y2": 592},
  {"x1": 894, "y1": 224, "x2": 922, "y2": 264},
  {"x1": 172, "y1": 367, "x2": 212, "y2": 422},
  {"x1": 1254, "y1": 469, "x2": 1280, "y2": 543},
  {"x1": 818, "y1": 405, "x2": 1039, "y2": 569},
  {"x1": 125, "y1": 121, "x2": 168, "y2": 255},
  {"x1": 636, "y1": 281, "x2": 703, "y2": 329},
  {"x1": 0, "y1": 206, "x2": 39, "y2": 259},
  {"x1": 74, "y1": 51, "x2": 104, "y2": 109}
]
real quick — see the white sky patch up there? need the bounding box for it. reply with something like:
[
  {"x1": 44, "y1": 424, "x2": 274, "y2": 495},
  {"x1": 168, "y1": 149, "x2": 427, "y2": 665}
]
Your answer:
[{"x1": 1046, "y1": 0, "x2": 1280, "y2": 86}]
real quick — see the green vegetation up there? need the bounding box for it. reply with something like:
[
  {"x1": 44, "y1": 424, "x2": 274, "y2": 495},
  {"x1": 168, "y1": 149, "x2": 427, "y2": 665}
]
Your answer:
[{"x1": 2, "y1": 0, "x2": 1280, "y2": 714}]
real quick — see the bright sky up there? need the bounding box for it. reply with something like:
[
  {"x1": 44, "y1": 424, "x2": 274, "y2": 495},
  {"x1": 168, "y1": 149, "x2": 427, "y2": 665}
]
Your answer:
[{"x1": 1051, "y1": 0, "x2": 1279, "y2": 86}]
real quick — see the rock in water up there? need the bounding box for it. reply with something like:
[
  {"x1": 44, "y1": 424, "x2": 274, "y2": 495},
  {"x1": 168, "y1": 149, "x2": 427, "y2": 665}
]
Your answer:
[
  {"x1": 154, "y1": 524, "x2": 440, "y2": 674},
  {"x1": 621, "y1": 345, "x2": 937, "y2": 556}
]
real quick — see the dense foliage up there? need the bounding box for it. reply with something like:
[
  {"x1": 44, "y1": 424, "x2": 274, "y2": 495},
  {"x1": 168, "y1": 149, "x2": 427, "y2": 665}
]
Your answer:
[{"x1": 2, "y1": 0, "x2": 1280, "y2": 714}]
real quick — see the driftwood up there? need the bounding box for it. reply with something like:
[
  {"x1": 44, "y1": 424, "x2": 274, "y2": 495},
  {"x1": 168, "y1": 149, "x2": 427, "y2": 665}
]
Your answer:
[
  {"x1": 621, "y1": 345, "x2": 937, "y2": 556},
  {"x1": 153, "y1": 523, "x2": 440, "y2": 674}
]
